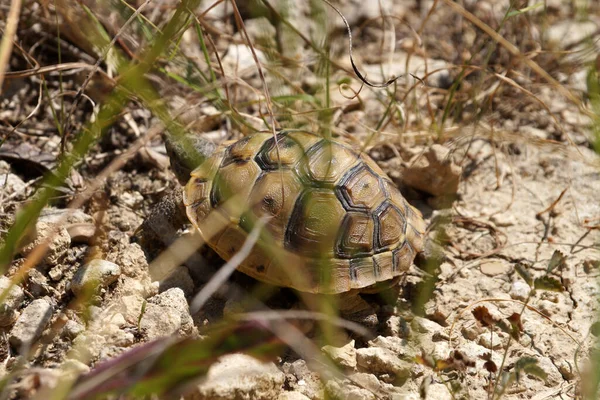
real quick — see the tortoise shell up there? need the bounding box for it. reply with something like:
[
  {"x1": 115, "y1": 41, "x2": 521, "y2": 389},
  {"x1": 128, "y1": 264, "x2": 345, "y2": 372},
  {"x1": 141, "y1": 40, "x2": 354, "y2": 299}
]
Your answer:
[{"x1": 183, "y1": 130, "x2": 425, "y2": 294}]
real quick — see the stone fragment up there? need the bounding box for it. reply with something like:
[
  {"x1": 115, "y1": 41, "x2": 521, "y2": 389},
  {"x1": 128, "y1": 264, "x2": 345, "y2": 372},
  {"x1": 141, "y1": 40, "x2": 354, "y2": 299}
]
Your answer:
[
  {"x1": 477, "y1": 331, "x2": 507, "y2": 350},
  {"x1": 325, "y1": 379, "x2": 376, "y2": 400},
  {"x1": 187, "y1": 353, "x2": 285, "y2": 400},
  {"x1": 479, "y1": 260, "x2": 511, "y2": 276},
  {"x1": 9, "y1": 298, "x2": 53, "y2": 351},
  {"x1": 421, "y1": 380, "x2": 452, "y2": 400},
  {"x1": 510, "y1": 281, "x2": 531, "y2": 301},
  {"x1": 66, "y1": 223, "x2": 97, "y2": 244},
  {"x1": 356, "y1": 347, "x2": 411, "y2": 379},
  {"x1": 544, "y1": 20, "x2": 598, "y2": 49},
  {"x1": 62, "y1": 319, "x2": 84, "y2": 340},
  {"x1": 39, "y1": 208, "x2": 94, "y2": 225},
  {"x1": 70, "y1": 259, "x2": 121, "y2": 295},
  {"x1": 348, "y1": 372, "x2": 382, "y2": 394},
  {"x1": 322, "y1": 339, "x2": 357, "y2": 369},
  {"x1": 140, "y1": 288, "x2": 194, "y2": 339},
  {"x1": 0, "y1": 172, "x2": 26, "y2": 196},
  {"x1": 412, "y1": 317, "x2": 444, "y2": 334},
  {"x1": 368, "y1": 336, "x2": 417, "y2": 359},
  {"x1": 27, "y1": 269, "x2": 50, "y2": 297},
  {"x1": 402, "y1": 144, "x2": 461, "y2": 197}
]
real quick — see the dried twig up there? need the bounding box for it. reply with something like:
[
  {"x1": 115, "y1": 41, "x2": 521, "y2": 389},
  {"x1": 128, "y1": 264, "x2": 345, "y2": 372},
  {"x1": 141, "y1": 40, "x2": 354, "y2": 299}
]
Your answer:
[{"x1": 0, "y1": 0, "x2": 23, "y2": 90}]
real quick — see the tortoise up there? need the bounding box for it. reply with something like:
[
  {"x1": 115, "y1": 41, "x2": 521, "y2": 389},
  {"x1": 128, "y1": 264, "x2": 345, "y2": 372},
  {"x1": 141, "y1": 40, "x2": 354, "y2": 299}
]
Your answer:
[{"x1": 139, "y1": 129, "x2": 426, "y2": 326}]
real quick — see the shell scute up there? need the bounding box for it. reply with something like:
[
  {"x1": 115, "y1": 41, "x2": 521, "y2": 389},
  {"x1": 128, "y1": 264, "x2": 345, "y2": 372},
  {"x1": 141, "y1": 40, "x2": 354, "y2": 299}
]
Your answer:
[
  {"x1": 336, "y1": 212, "x2": 374, "y2": 258},
  {"x1": 245, "y1": 169, "x2": 303, "y2": 244},
  {"x1": 255, "y1": 133, "x2": 307, "y2": 170},
  {"x1": 374, "y1": 202, "x2": 407, "y2": 252},
  {"x1": 298, "y1": 140, "x2": 359, "y2": 185},
  {"x1": 337, "y1": 164, "x2": 387, "y2": 211},
  {"x1": 210, "y1": 160, "x2": 262, "y2": 221},
  {"x1": 285, "y1": 188, "x2": 346, "y2": 258}
]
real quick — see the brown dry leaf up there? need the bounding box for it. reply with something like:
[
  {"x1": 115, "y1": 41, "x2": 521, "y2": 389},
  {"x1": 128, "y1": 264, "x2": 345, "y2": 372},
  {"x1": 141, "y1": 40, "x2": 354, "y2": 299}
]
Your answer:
[
  {"x1": 507, "y1": 313, "x2": 523, "y2": 335},
  {"x1": 472, "y1": 306, "x2": 496, "y2": 327},
  {"x1": 484, "y1": 359, "x2": 498, "y2": 373}
]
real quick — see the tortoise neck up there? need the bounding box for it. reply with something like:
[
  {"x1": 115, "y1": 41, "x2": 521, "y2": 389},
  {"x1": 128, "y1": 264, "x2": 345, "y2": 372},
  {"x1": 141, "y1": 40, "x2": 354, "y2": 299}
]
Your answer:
[{"x1": 163, "y1": 132, "x2": 216, "y2": 185}]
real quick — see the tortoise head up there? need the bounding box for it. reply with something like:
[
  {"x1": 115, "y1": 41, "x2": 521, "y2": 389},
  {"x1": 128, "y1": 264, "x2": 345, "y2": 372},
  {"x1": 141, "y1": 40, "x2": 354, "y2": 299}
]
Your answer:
[{"x1": 163, "y1": 132, "x2": 216, "y2": 185}]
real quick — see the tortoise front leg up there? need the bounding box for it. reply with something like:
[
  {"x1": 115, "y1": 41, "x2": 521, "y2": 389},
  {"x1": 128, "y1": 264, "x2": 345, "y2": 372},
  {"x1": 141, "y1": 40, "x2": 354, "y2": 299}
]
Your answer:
[
  {"x1": 135, "y1": 190, "x2": 188, "y2": 257},
  {"x1": 337, "y1": 291, "x2": 378, "y2": 328}
]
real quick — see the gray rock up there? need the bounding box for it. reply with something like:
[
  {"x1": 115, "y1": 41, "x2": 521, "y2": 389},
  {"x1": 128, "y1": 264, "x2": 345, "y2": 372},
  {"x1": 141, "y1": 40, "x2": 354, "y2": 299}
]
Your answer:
[
  {"x1": 411, "y1": 317, "x2": 444, "y2": 334},
  {"x1": 39, "y1": 208, "x2": 93, "y2": 225},
  {"x1": 0, "y1": 276, "x2": 25, "y2": 326},
  {"x1": 140, "y1": 288, "x2": 193, "y2": 339},
  {"x1": 62, "y1": 319, "x2": 84, "y2": 340},
  {"x1": 48, "y1": 266, "x2": 64, "y2": 281},
  {"x1": 348, "y1": 372, "x2": 382, "y2": 394},
  {"x1": 0, "y1": 160, "x2": 10, "y2": 174},
  {"x1": 535, "y1": 355, "x2": 564, "y2": 386},
  {"x1": 368, "y1": 336, "x2": 417, "y2": 359},
  {"x1": 478, "y1": 332, "x2": 508, "y2": 350},
  {"x1": 70, "y1": 259, "x2": 121, "y2": 295},
  {"x1": 9, "y1": 298, "x2": 53, "y2": 351},
  {"x1": 322, "y1": 339, "x2": 357, "y2": 369},
  {"x1": 188, "y1": 353, "x2": 285, "y2": 400},
  {"x1": 20, "y1": 219, "x2": 71, "y2": 267},
  {"x1": 356, "y1": 347, "x2": 411, "y2": 379},
  {"x1": 544, "y1": 20, "x2": 598, "y2": 49},
  {"x1": 0, "y1": 172, "x2": 26, "y2": 197},
  {"x1": 510, "y1": 281, "x2": 531, "y2": 301}
]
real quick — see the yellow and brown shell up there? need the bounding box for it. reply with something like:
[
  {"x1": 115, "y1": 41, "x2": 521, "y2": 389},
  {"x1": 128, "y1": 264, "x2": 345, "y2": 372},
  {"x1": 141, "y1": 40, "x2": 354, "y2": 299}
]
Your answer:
[{"x1": 183, "y1": 130, "x2": 425, "y2": 294}]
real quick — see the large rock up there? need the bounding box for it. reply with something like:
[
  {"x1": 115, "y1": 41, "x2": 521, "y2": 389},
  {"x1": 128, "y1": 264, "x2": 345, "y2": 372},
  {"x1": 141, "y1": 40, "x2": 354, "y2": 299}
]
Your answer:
[
  {"x1": 140, "y1": 288, "x2": 194, "y2": 340},
  {"x1": 9, "y1": 298, "x2": 53, "y2": 352},
  {"x1": 356, "y1": 347, "x2": 411, "y2": 379},
  {"x1": 187, "y1": 353, "x2": 285, "y2": 400},
  {"x1": 70, "y1": 259, "x2": 121, "y2": 295},
  {"x1": 321, "y1": 339, "x2": 357, "y2": 369}
]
